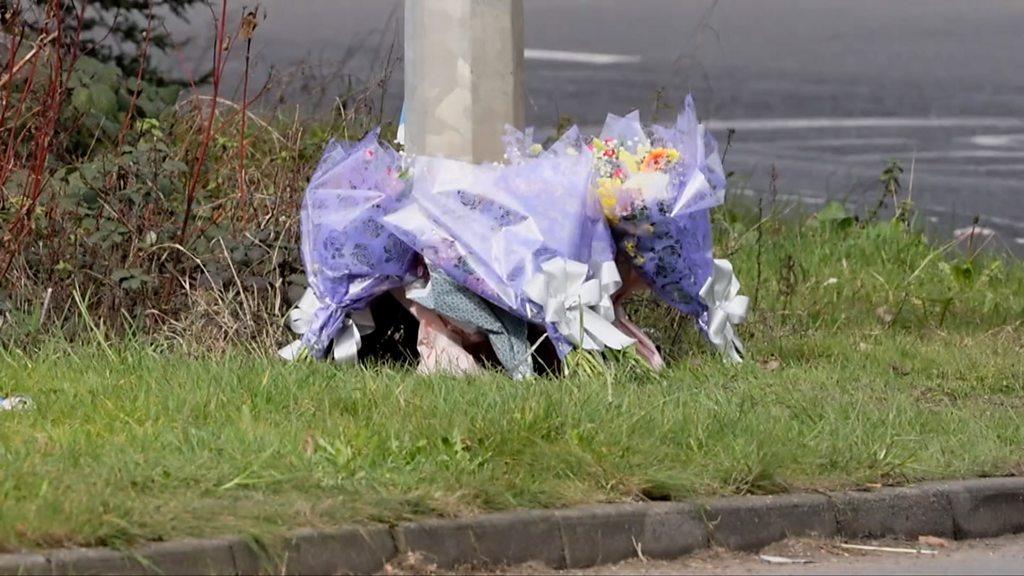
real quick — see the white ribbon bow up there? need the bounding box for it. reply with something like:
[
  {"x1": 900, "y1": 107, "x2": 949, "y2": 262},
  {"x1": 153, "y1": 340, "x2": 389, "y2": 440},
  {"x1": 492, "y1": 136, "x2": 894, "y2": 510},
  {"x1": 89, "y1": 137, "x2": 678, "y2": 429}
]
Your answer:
[
  {"x1": 699, "y1": 259, "x2": 749, "y2": 363},
  {"x1": 278, "y1": 288, "x2": 375, "y2": 363},
  {"x1": 524, "y1": 258, "x2": 634, "y2": 351}
]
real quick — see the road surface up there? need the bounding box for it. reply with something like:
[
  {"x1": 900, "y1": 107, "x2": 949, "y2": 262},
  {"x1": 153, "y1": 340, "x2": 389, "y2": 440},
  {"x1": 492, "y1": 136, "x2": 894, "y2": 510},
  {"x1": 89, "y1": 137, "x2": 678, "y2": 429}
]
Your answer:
[
  {"x1": 168, "y1": 0, "x2": 1024, "y2": 249},
  {"x1": 499, "y1": 535, "x2": 1024, "y2": 575}
]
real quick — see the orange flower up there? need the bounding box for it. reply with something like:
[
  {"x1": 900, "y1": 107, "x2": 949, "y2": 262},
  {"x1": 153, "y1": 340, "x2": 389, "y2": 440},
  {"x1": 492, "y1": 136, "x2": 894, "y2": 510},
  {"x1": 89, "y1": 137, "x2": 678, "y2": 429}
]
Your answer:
[{"x1": 640, "y1": 148, "x2": 680, "y2": 172}]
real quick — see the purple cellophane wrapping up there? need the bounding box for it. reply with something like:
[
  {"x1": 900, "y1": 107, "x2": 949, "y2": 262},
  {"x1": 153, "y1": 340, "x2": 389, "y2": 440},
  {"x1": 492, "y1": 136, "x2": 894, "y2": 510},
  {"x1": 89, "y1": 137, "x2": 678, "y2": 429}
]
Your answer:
[
  {"x1": 603, "y1": 96, "x2": 727, "y2": 318},
  {"x1": 300, "y1": 131, "x2": 417, "y2": 358},
  {"x1": 382, "y1": 132, "x2": 616, "y2": 356}
]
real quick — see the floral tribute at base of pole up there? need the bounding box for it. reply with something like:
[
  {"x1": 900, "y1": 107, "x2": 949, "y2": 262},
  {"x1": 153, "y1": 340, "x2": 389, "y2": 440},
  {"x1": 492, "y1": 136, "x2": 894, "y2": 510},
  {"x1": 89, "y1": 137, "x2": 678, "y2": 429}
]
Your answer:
[{"x1": 280, "y1": 96, "x2": 748, "y2": 377}]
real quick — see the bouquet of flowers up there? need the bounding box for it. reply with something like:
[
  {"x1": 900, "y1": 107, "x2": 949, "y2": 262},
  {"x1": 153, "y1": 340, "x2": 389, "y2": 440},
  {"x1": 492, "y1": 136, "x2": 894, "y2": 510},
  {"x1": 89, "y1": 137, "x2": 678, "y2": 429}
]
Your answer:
[
  {"x1": 282, "y1": 96, "x2": 748, "y2": 373},
  {"x1": 590, "y1": 96, "x2": 748, "y2": 361},
  {"x1": 382, "y1": 129, "x2": 634, "y2": 359},
  {"x1": 279, "y1": 131, "x2": 418, "y2": 362}
]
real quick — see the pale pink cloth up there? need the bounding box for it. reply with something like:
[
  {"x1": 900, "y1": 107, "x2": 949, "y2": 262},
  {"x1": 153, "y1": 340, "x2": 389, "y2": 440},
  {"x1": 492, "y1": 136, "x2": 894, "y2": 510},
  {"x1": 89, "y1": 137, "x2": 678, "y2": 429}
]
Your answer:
[
  {"x1": 391, "y1": 261, "x2": 666, "y2": 375},
  {"x1": 612, "y1": 262, "x2": 665, "y2": 371},
  {"x1": 393, "y1": 288, "x2": 486, "y2": 375}
]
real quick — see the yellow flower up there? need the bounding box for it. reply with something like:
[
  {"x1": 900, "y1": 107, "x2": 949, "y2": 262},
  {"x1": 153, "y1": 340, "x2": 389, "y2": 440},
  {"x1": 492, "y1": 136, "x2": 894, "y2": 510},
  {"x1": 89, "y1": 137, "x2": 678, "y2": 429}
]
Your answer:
[
  {"x1": 618, "y1": 149, "x2": 641, "y2": 175},
  {"x1": 623, "y1": 240, "x2": 645, "y2": 264},
  {"x1": 596, "y1": 177, "x2": 622, "y2": 223},
  {"x1": 641, "y1": 147, "x2": 680, "y2": 172}
]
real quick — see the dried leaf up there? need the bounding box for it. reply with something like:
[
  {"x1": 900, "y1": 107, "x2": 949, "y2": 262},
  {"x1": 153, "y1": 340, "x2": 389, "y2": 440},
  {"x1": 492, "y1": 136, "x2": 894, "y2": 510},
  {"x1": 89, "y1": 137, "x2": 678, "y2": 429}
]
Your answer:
[
  {"x1": 240, "y1": 10, "x2": 259, "y2": 40},
  {"x1": 891, "y1": 363, "x2": 911, "y2": 376},
  {"x1": 875, "y1": 306, "x2": 894, "y2": 324},
  {"x1": 918, "y1": 535, "x2": 950, "y2": 548}
]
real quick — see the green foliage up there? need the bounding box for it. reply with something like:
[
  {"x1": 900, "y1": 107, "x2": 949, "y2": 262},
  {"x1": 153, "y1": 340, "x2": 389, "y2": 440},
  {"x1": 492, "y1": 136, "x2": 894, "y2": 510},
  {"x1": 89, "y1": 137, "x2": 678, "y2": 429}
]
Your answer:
[
  {"x1": 0, "y1": 328, "x2": 1021, "y2": 549},
  {"x1": 880, "y1": 159, "x2": 905, "y2": 193},
  {"x1": 866, "y1": 159, "x2": 913, "y2": 225},
  {"x1": 813, "y1": 202, "x2": 855, "y2": 231},
  {"x1": 33, "y1": 0, "x2": 206, "y2": 79},
  {"x1": 623, "y1": 186, "x2": 1024, "y2": 365},
  {"x1": 1, "y1": 59, "x2": 322, "y2": 349},
  {"x1": 1, "y1": 63, "x2": 1022, "y2": 550},
  {"x1": 111, "y1": 267, "x2": 153, "y2": 291},
  {"x1": 6, "y1": 111, "x2": 312, "y2": 345},
  {"x1": 64, "y1": 57, "x2": 181, "y2": 154},
  {"x1": 1, "y1": 0, "x2": 395, "y2": 353}
]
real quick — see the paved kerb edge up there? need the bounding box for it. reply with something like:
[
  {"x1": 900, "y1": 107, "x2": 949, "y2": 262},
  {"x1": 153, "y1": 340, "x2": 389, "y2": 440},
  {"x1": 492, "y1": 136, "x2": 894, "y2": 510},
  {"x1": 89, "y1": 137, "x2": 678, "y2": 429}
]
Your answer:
[{"x1": 1, "y1": 477, "x2": 1022, "y2": 575}]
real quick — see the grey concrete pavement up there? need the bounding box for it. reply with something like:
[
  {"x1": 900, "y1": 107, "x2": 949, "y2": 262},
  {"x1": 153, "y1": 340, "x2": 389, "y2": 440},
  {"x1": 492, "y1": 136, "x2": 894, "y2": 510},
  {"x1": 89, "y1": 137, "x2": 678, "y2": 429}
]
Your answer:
[
  {"x1": 541, "y1": 535, "x2": 1024, "y2": 575},
  {"x1": 4, "y1": 478, "x2": 1024, "y2": 575}
]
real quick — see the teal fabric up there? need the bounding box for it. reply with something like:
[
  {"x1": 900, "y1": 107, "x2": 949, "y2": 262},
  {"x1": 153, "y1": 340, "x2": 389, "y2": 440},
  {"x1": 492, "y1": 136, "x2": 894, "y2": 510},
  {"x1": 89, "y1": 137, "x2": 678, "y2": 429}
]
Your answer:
[{"x1": 408, "y1": 267, "x2": 532, "y2": 379}]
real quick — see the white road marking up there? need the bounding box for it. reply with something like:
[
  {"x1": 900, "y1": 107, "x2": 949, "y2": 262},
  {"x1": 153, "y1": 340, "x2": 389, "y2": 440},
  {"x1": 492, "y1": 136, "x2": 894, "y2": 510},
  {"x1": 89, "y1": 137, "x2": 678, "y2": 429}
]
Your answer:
[
  {"x1": 705, "y1": 117, "x2": 1024, "y2": 131},
  {"x1": 924, "y1": 207, "x2": 1024, "y2": 231},
  {"x1": 967, "y1": 134, "x2": 1024, "y2": 148},
  {"x1": 845, "y1": 150, "x2": 1024, "y2": 162},
  {"x1": 769, "y1": 137, "x2": 913, "y2": 148},
  {"x1": 731, "y1": 188, "x2": 1024, "y2": 231},
  {"x1": 942, "y1": 164, "x2": 1024, "y2": 173},
  {"x1": 524, "y1": 48, "x2": 642, "y2": 65},
  {"x1": 730, "y1": 187, "x2": 827, "y2": 206},
  {"x1": 954, "y1": 226, "x2": 997, "y2": 240},
  {"x1": 547, "y1": 118, "x2": 1024, "y2": 241}
]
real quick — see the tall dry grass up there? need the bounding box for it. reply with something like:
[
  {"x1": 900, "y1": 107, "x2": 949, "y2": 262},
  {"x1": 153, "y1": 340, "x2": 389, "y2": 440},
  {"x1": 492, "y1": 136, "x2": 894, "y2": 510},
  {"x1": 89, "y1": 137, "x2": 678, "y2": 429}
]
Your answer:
[{"x1": 0, "y1": 0, "x2": 400, "y2": 354}]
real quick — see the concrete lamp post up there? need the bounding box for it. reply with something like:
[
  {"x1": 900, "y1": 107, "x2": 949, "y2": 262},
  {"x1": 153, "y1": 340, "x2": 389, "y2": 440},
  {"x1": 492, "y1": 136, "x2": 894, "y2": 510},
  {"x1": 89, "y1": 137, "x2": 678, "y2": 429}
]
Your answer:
[{"x1": 403, "y1": 0, "x2": 525, "y2": 163}]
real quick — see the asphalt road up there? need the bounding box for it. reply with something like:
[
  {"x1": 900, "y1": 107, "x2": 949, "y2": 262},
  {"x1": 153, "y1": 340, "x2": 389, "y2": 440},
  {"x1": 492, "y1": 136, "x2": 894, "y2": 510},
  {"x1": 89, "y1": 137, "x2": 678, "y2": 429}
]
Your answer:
[
  {"x1": 170, "y1": 0, "x2": 1024, "y2": 248},
  {"x1": 502, "y1": 535, "x2": 1024, "y2": 575}
]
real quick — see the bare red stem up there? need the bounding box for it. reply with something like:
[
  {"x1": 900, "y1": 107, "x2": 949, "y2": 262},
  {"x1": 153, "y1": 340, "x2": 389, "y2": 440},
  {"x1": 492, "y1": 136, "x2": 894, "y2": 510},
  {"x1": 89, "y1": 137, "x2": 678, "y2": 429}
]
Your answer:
[{"x1": 179, "y1": 0, "x2": 229, "y2": 242}]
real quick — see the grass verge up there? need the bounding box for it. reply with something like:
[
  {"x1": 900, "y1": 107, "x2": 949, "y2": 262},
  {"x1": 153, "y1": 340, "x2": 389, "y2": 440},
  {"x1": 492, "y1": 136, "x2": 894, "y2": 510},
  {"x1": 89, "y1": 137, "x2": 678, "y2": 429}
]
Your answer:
[{"x1": 2, "y1": 208, "x2": 1023, "y2": 552}]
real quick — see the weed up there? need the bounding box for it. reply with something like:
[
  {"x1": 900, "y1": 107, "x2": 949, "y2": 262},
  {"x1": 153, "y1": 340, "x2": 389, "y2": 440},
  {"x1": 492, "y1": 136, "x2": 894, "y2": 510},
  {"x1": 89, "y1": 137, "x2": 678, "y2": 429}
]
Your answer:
[{"x1": 0, "y1": 0, "x2": 397, "y2": 352}]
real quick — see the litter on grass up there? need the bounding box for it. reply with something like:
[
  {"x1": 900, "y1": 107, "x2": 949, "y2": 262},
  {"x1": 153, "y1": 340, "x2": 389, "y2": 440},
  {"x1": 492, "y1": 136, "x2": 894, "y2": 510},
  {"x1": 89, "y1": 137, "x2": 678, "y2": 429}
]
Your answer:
[
  {"x1": 758, "y1": 555, "x2": 814, "y2": 565},
  {"x1": 0, "y1": 395, "x2": 33, "y2": 411},
  {"x1": 839, "y1": 543, "x2": 939, "y2": 555}
]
